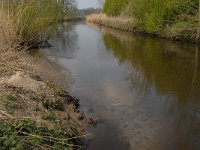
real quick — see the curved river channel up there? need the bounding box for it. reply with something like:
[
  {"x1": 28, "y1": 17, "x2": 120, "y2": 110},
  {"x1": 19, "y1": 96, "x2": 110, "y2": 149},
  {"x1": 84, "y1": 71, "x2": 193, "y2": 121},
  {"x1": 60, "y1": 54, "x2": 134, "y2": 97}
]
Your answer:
[{"x1": 39, "y1": 22, "x2": 200, "y2": 150}]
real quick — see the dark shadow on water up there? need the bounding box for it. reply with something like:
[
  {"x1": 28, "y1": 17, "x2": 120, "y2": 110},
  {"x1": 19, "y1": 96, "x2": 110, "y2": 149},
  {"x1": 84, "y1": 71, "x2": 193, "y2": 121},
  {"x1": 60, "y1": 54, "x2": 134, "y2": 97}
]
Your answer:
[{"x1": 86, "y1": 120, "x2": 130, "y2": 150}]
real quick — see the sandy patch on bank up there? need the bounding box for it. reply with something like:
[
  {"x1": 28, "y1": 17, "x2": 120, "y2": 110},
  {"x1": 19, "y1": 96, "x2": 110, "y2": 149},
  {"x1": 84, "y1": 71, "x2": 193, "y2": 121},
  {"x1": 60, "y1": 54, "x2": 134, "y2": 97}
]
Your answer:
[{"x1": 2, "y1": 72, "x2": 46, "y2": 93}]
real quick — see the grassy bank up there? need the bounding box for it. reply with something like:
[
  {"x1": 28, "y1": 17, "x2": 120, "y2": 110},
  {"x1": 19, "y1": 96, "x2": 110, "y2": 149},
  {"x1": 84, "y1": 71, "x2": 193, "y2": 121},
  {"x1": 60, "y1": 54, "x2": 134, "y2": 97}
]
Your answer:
[
  {"x1": 87, "y1": 13, "x2": 198, "y2": 42},
  {"x1": 87, "y1": 0, "x2": 199, "y2": 43},
  {"x1": 0, "y1": 49, "x2": 86, "y2": 149},
  {"x1": 0, "y1": 1, "x2": 90, "y2": 149}
]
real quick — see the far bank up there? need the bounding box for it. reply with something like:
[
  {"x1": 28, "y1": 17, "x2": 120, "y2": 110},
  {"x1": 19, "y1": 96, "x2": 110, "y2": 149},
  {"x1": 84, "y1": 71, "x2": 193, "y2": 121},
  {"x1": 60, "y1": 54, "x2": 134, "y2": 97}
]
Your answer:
[{"x1": 86, "y1": 13, "x2": 199, "y2": 43}]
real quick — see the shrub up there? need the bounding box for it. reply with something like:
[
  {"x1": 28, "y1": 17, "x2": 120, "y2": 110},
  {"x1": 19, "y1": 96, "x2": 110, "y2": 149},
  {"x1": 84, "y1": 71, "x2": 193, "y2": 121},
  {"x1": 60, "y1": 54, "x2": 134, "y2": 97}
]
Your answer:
[
  {"x1": 1, "y1": 0, "x2": 62, "y2": 46},
  {"x1": 103, "y1": 0, "x2": 128, "y2": 16},
  {"x1": 103, "y1": 0, "x2": 199, "y2": 36}
]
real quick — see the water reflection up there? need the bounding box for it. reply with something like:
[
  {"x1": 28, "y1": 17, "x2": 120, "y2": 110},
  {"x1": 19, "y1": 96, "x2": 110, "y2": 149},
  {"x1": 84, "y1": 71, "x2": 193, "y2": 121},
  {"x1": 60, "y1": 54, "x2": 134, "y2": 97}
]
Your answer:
[
  {"x1": 100, "y1": 26, "x2": 200, "y2": 102},
  {"x1": 41, "y1": 22, "x2": 200, "y2": 150},
  {"x1": 43, "y1": 22, "x2": 79, "y2": 60},
  {"x1": 96, "y1": 25, "x2": 200, "y2": 149}
]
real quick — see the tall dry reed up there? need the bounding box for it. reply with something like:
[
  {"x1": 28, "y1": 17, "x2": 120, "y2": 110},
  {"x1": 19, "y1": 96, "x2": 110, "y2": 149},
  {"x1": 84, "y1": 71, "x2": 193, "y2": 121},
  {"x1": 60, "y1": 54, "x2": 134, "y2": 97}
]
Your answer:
[{"x1": 0, "y1": 10, "x2": 21, "y2": 51}]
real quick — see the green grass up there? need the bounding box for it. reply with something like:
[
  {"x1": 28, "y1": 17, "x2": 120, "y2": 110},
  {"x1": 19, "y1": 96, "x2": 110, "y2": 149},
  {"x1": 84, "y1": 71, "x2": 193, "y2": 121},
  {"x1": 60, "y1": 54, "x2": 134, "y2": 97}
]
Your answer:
[
  {"x1": 42, "y1": 110, "x2": 56, "y2": 121},
  {"x1": 0, "y1": 119, "x2": 81, "y2": 150},
  {"x1": 0, "y1": 94, "x2": 22, "y2": 114}
]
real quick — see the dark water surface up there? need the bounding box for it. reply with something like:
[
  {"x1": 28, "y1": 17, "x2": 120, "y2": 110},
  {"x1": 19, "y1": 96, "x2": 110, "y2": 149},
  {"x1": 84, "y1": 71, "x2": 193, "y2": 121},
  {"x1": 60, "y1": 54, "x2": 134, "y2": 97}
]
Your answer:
[{"x1": 40, "y1": 22, "x2": 200, "y2": 150}]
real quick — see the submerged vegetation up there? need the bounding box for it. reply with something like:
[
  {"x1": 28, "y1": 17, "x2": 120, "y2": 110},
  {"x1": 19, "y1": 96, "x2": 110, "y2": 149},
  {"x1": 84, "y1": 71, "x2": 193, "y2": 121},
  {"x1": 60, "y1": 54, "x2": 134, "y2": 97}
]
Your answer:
[{"x1": 87, "y1": 0, "x2": 200, "y2": 42}]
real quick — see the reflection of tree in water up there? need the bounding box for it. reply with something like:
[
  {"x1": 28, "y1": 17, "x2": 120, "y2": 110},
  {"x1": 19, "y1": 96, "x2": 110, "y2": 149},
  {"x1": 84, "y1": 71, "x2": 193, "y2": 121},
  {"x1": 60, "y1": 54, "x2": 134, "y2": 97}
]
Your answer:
[
  {"x1": 102, "y1": 28, "x2": 200, "y2": 102},
  {"x1": 44, "y1": 22, "x2": 79, "y2": 60},
  {"x1": 101, "y1": 28, "x2": 200, "y2": 149},
  {"x1": 126, "y1": 66, "x2": 151, "y2": 97}
]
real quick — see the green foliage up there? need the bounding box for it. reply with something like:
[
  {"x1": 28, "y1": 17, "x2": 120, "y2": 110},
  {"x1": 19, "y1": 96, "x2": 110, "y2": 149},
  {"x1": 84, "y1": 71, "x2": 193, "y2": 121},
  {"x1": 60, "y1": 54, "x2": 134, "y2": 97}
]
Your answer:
[
  {"x1": 42, "y1": 110, "x2": 57, "y2": 121},
  {"x1": 165, "y1": 20, "x2": 198, "y2": 40},
  {"x1": 15, "y1": 0, "x2": 62, "y2": 38},
  {"x1": 103, "y1": 0, "x2": 199, "y2": 37},
  {"x1": 0, "y1": 94, "x2": 22, "y2": 113},
  {"x1": 103, "y1": 0, "x2": 128, "y2": 16},
  {"x1": 0, "y1": 119, "x2": 79, "y2": 150}
]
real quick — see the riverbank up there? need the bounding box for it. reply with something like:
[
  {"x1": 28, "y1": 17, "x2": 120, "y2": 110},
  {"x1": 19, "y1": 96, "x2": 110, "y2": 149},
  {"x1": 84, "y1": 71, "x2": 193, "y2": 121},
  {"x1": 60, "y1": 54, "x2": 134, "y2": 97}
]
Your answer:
[
  {"x1": 0, "y1": 15, "x2": 90, "y2": 150},
  {"x1": 0, "y1": 0, "x2": 95, "y2": 148},
  {"x1": 86, "y1": 14, "x2": 135, "y2": 32},
  {"x1": 63, "y1": 17, "x2": 85, "y2": 22},
  {"x1": 86, "y1": 13, "x2": 198, "y2": 43},
  {"x1": 0, "y1": 47, "x2": 91, "y2": 149}
]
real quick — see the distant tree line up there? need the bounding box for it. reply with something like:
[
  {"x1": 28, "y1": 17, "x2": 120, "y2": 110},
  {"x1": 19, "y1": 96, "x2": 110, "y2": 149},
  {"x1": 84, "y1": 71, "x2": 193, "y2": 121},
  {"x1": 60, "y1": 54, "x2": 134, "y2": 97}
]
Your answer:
[{"x1": 77, "y1": 8, "x2": 102, "y2": 17}]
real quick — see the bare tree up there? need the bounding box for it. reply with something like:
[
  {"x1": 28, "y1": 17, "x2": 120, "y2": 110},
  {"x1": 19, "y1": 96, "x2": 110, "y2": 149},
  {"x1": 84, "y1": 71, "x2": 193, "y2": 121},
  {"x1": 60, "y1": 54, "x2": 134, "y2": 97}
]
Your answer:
[{"x1": 59, "y1": 0, "x2": 77, "y2": 13}]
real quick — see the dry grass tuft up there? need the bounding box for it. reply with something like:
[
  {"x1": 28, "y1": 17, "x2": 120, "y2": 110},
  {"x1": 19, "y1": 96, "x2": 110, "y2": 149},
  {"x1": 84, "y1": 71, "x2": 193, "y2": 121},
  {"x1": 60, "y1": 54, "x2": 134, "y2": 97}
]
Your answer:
[
  {"x1": 86, "y1": 13, "x2": 135, "y2": 31},
  {"x1": 0, "y1": 12, "x2": 21, "y2": 51}
]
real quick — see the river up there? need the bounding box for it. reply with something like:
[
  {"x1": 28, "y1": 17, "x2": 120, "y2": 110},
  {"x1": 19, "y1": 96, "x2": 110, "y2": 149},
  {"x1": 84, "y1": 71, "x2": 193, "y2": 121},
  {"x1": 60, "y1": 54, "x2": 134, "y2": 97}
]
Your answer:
[{"x1": 39, "y1": 22, "x2": 200, "y2": 150}]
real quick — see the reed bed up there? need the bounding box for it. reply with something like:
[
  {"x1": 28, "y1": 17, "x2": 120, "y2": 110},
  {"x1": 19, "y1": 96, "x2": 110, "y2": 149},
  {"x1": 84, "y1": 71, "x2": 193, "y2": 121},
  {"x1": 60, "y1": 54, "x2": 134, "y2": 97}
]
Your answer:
[{"x1": 86, "y1": 13, "x2": 135, "y2": 31}]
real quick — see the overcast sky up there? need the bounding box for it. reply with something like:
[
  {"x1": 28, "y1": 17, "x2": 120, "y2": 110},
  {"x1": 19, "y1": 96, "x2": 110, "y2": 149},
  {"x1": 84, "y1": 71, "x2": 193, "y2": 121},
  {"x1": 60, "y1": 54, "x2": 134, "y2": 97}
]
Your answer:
[{"x1": 76, "y1": 0, "x2": 103, "y2": 9}]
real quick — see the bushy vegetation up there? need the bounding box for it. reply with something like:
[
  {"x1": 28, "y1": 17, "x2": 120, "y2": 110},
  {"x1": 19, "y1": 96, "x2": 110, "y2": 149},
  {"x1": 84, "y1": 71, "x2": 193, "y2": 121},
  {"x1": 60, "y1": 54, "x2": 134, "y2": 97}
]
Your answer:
[
  {"x1": 102, "y1": 0, "x2": 199, "y2": 41},
  {"x1": 0, "y1": 0, "x2": 77, "y2": 47},
  {"x1": 103, "y1": 0, "x2": 128, "y2": 16},
  {"x1": 0, "y1": 119, "x2": 81, "y2": 150},
  {"x1": 1, "y1": 0, "x2": 62, "y2": 46}
]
